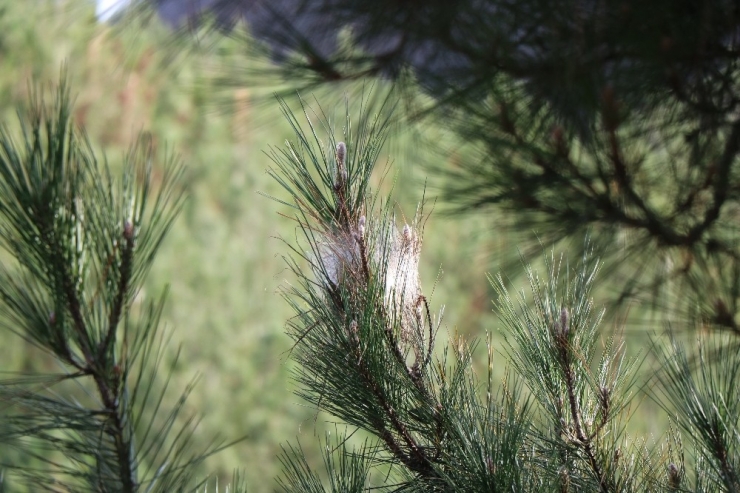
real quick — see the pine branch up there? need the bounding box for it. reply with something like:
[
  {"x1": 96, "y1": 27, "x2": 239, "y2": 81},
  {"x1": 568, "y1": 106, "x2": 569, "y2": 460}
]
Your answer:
[{"x1": 0, "y1": 75, "x2": 235, "y2": 492}]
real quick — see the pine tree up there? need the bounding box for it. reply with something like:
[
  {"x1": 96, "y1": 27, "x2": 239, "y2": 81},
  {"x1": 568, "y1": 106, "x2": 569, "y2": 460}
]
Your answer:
[
  {"x1": 0, "y1": 78, "x2": 245, "y2": 492},
  {"x1": 6, "y1": 4, "x2": 740, "y2": 489},
  {"x1": 267, "y1": 97, "x2": 740, "y2": 492}
]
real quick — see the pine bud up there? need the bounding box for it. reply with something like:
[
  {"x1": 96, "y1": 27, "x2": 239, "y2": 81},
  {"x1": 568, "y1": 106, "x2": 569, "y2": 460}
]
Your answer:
[
  {"x1": 336, "y1": 141, "x2": 346, "y2": 168},
  {"x1": 560, "y1": 308, "x2": 569, "y2": 338},
  {"x1": 668, "y1": 463, "x2": 681, "y2": 488},
  {"x1": 49, "y1": 311, "x2": 56, "y2": 326},
  {"x1": 559, "y1": 466, "x2": 570, "y2": 488},
  {"x1": 358, "y1": 215, "x2": 365, "y2": 238},
  {"x1": 123, "y1": 220, "x2": 134, "y2": 241},
  {"x1": 600, "y1": 385, "x2": 610, "y2": 411},
  {"x1": 349, "y1": 319, "x2": 359, "y2": 345},
  {"x1": 334, "y1": 142, "x2": 348, "y2": 190},
  {"x1": 402, "y1": 224, "x2": 412, "y2": 243}
]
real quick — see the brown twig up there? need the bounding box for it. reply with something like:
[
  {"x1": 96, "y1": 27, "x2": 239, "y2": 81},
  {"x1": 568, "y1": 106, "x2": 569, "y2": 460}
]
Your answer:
[
  {"x1": 99, "y1": 220, "x2": 135, "y2": 362},
  {"x1": 555, "y1": 310, "x2": 611, "y2": 492},
  {"x1": 43, "y1": 217, "x2": 138, "y2": 491}
]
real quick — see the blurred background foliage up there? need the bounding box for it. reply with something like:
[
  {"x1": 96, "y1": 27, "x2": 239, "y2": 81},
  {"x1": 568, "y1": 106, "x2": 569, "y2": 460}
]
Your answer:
[{"x1": 0, "y1": 0, "x2": 522, "y2": 489}]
